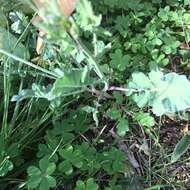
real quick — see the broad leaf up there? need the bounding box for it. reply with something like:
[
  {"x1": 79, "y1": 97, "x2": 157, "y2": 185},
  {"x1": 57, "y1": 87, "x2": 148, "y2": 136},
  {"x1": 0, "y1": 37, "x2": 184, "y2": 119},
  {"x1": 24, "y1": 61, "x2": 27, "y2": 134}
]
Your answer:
[
  {"x1": 128, "y1": 70, "x2": 190, "y2": 116},
  {"x1": 9, "y1": 11, "x2": 28, "y2": 34},
  {"x1": 11, "y1": 84, "x2": 53, "y2": 101},
  {"x1": 51, "y1": 69, "x2": 89, "y2": 97},
  {"x1": 0, "y1": 10, "x2": 7, "y2": 28},
  {"x1": 11, "y1": 89, "x2": 35, "y2": 102},
  {"x1": 12, "y1": 68, "x2": 92, "y2": 102},
  {"x1": 0, "y1": 27, "x2": 29, "y2": 59},
  {"x1": 107, "y1": 108, "x2": 121, "y2": 120},
  {"x1": 171, "y1": 132, "x2": 190, "y2": 163},
  {"x1": 75, "y1": 0, "x2": 102, "y2": 31}
]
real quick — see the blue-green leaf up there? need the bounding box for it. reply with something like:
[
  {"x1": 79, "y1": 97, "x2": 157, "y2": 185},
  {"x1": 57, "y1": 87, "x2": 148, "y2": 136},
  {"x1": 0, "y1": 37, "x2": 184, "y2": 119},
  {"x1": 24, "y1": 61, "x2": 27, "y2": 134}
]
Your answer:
[
  {"x1": 51, "y1": 69, "x2": 90, "y2": 97},
  {"x1": 171, "y1": 132, "x2": 190, "y2": 163},
  {"x1": 75, "y1": 0, "x2": 102, "y2": 31},
  {"x1": 128, "y1": 70, "x2": 190, "y2": 116},
  {"x1": 0, "y1": 27, "x2": 29, "y2": 59}
]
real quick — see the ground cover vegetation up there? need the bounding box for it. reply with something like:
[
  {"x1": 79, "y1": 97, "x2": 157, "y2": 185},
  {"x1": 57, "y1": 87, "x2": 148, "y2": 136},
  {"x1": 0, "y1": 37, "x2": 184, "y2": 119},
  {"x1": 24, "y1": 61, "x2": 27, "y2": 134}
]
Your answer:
[{"x1": 0, "y1": 0, "x2": 190, "y2": 189}]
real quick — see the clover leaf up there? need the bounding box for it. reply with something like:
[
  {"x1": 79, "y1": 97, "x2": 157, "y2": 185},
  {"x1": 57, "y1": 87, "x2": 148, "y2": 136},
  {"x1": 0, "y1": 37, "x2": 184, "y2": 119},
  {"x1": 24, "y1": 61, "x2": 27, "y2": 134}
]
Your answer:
[
  {"x1": 110, "y1": 49, "x2": 130, "y2": 71},
  {"x1": 37, "y1": 144, "x2": 58, "y2": 162},
  {"x1": 75, "y1": 143, "x2": 101, "y2": 172},
  {"x1": 161, "y1": 36, "x2": 180, "y2": 54},
  {"x1": 58, "y1": 145, "x2": 84, "y2": 175},
  {"x1": 107, "y1": 107, "x2": 121, "y2": 120},
  {"x1": 158, "y1": 6, "x2": 170, "y2": 21},
  {"x1": 75, "y1": 178, "x2": 99, "y2": 190},
  {"x1": 134, "y1": 112, "x2": 155, "y2": 128},
  {"x1": 101, "y1": 148, "x2": 127, "y2": 175},
  {"x1": 116, "y1": 118, "x2": 129, "y2": 136},
  {"x1": 27, "y1": 158, "x2": 56, "y2": 190},
  {"x1": 115, "y1": 15, "x2": 131, "y2": 37}
]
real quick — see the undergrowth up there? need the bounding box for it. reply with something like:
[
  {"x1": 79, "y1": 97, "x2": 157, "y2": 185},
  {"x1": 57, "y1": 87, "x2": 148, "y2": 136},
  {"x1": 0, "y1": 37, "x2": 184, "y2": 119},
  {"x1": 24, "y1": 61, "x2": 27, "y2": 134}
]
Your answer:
[{"x1": 0, "y1": 0, "x2": 190, "y2": 189}]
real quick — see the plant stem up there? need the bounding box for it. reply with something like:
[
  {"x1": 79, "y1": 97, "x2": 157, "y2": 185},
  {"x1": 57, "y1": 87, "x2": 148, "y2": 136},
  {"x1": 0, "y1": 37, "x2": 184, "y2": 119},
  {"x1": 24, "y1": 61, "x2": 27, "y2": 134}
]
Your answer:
[
  {"x1": 9, "y1": 78, "x2": 24, "y2": 133},
  {"x1": 2, "y1": 57, "x2": 10, "y2": 139},
  {"x1": 0, "y1": 49, "x2": 58, "y2": 79},
  {"x1": 108, "y1": 86, "x2": 162, "y2": 93},
  {"x1": 67, "y1": 21, "x2": 105, "y2": 81}
]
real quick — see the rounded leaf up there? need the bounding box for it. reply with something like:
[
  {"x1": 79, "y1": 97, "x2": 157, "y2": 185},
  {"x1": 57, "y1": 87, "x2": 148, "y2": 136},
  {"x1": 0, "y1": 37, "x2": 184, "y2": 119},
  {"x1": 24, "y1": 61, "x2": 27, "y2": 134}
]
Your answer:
[
  {"x1": 58, "y1": 160, "x2": 73, "y2": 175},
  {"x1": 86, "y1": 178, "x2": 99, "y2": 190},
  {"x1": 116, "y1": 118, "x2": 129, "y2": 136},
  {"x1": 27, "y1": 166, "x2": 41, "y2": 176},
  {"x1": 46, "y1": 162, "x2": 56, "y2": 175},
  {"x1": 46, "y1": 175, "x2": 57, "y2": 188},
  {"x1": 40, "y1": 177, "x2": 49, "y2": 190},
  {"x1": 27, "y1": 175, "x2": 41, "y2": 189},
  {"x1": 75, "y1": 180, "x2": 85, "y2": 190}
]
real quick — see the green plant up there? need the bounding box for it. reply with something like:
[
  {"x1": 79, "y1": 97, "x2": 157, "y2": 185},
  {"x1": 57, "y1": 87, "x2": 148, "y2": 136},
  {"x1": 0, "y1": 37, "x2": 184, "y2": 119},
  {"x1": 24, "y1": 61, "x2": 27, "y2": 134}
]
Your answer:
[
  {"x1": 0, "y1": 0, "x2": 190, "y2": 189},
  {"x1": 171, "y1": 132, "x2": 190, "y2": 163},
  {"x1": 127, "y1": 70, "x2": 190, "y2": 116},
  {"x1": 27, "y1": 158, "x2": 56, "y2": 190},
  {"x1": 134, "y1": 111, "x2": 155, "y2": 128},
  {"x1": 75, "y1": 178, "x2": 99, "y2": 190},
  {"x1": 58, "y1": 145, "x2": 84, "y2": 175},
  {"x1": 101, "y1": 147, "x2": 127, "y2": 175}
]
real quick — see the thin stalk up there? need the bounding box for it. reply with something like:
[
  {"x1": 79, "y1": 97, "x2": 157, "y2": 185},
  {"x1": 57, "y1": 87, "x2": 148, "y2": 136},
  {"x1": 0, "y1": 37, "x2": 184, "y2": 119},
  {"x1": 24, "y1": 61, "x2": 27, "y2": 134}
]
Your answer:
[
  {"x1": 2, "y1": 58, "x2": 11, "y2": 138},
  {"x1": 79, "y1": 40, "x2": 104, "y2": 80},
  {"x1": 144, "y1": 185, "x2": 171, "y2": 190},
  {"x1": 77, "y1": 39, "x2": 109, "y2": 91},
  {"x1": 67, "y1": 19, "x2": 105, "y2": 81},
  {"x1": 93, "y1": 33, "x2": 98, "y2": 57},
  {"x1": 13, "y1": 13, "x2": 37, "y2": 51},
  {"x1": 49, "y1": 137, "x2": 63, "y2": 160},
  {"x1": 0, "y1": 49, "x2": 58, "y2": 79},
  {"x1": 108, "y1": 86, "x2": 162, "y2": 93},
  {"x1": 0, "y1": 69, "x2": 56, "y2": 79},
  {"x1": 18, "y1": 109, "x2": 52, "y2": 147},
  {"x1": 9, "y1": 78, "x2": 24, "y2": 133}
]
